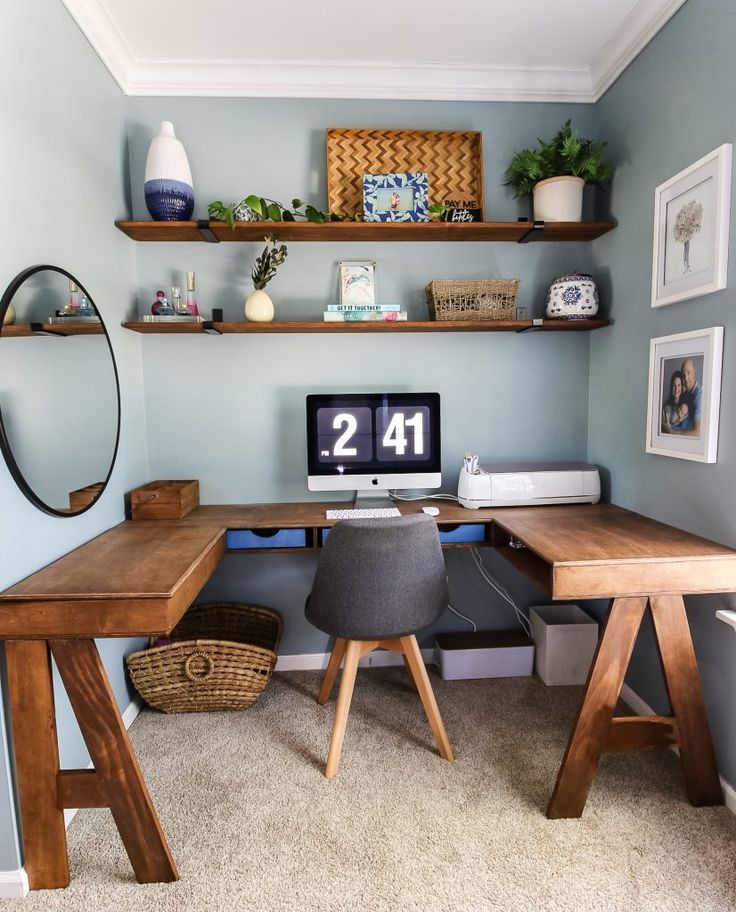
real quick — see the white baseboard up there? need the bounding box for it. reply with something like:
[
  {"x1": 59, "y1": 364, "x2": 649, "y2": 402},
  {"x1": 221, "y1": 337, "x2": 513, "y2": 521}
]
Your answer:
[
  {"x1": 63, "y1": 696, "x2": 142, "y2": 829},
  {"x1": 275, "y1": 648, "x2": 435, "y2": 672},
  {"x1": 0, "y1": 867, "x2": 29, "y2": 899},
  {"x1": 620, "y1": 683, "x2": 736, "y2": 816}
]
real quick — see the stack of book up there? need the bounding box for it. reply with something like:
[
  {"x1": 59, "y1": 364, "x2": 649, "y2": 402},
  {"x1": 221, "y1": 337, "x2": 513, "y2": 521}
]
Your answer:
[{"x1": 323, "y1": 304, "x2": 407, "y2": 322}]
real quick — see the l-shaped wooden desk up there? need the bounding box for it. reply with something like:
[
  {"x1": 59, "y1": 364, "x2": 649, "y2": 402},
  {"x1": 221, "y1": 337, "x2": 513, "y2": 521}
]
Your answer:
[{"x1": 2, "y1": 500, "x2": 736, "y2": 890}]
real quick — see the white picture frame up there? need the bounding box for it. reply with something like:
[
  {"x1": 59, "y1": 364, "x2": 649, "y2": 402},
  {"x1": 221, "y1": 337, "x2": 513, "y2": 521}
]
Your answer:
[
  {"x1": 645, "y1": 327, "x2": 724, "y2": 463},
  {"x1": 338, "y1": 261, "x2": 376, "y2": 306},
  {"x1": 651, "y1": 144, "x2": 732, "y2": 308}
]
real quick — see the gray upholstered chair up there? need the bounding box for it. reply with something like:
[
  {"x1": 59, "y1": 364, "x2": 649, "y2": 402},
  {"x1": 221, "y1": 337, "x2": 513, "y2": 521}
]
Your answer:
[{"x1": 305, "y1": 514, "x2": 454, "y2": 778}]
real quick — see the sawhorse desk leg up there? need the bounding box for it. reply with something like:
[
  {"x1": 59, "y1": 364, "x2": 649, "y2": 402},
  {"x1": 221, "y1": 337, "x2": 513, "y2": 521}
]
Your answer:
[
  {"x1": 6, "y1": 638, "x2": 179, "y2": 889},
  {"x1": 547, "y1": 595, "x2": 722, "y2": 819}
]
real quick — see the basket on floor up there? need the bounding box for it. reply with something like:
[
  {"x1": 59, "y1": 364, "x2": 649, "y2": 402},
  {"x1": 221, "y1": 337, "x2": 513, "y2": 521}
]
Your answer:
[
  {"x1": 126, "y1": 602, "x2": 282, "y2": 713},
  {"x1": 426, "y1": 278, "x2": 519, "y2": 321}
]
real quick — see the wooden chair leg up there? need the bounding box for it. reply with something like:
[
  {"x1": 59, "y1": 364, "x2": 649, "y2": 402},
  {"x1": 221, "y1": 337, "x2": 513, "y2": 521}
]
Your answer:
[
  {"x1": 547, "y1": 597, "x2": 647, "y2": 819},
  {"x1": 324, "y1": 639, "x2": 362, "y2": 778},
  {"x1": 650, "y1": 595, "x2": 723, "y2": 806},
  {"x1": 400, "y1": 635, "x2": 454, "y2": 762},
  {"x1": 50, "y1": 639, "x2": 179, "y2": 884},
  {"x1": 6, "y1": 640, "x2": 70, "y2": 890},
  {"x1": 317, "y1": 637, "x2": 347, "y2": 705}
]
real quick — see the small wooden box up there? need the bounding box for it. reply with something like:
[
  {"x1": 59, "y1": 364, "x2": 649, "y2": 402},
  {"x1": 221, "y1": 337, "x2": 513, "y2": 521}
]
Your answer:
[
  {"x1": 68, "y1": 482, "x2": 104, "y2": 512},
  {"x1": 130, "y1": 480, "x2": 200, "y2": 521}
]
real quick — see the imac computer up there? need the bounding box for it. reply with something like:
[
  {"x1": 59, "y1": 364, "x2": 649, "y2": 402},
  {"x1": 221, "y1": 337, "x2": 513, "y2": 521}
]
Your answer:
[{"x1": 306, "y1": 392, "x2": 441, "y2": 511}]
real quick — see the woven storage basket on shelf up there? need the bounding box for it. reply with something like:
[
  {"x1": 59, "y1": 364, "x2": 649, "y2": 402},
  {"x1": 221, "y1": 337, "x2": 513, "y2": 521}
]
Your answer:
[
  {"x1": 126, "y1": 602, "x2": 282, "y2": 713},
  {"x1": 426, "y1": 279, "x2": 520, "y2": 321}
]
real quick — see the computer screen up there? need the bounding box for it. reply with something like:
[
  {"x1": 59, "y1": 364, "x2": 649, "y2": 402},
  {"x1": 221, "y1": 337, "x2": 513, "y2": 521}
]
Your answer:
[{"x1": 306, "y1": 392, "x2": 441, "y2": 500}]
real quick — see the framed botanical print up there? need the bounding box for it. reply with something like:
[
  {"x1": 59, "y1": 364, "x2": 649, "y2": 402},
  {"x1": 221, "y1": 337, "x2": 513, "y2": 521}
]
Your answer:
[
  {"x1": 645, "y1": 327, "x2": 724, "y2": 462},
  {"x1": 651, "y1": 144, "x2": 732, "y2": 308}
]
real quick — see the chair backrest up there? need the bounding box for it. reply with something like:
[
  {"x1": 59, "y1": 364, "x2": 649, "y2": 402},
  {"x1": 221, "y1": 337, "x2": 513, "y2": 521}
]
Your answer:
[{"x1": 306, "y1": 514, "x2": 448, "y2": 640}]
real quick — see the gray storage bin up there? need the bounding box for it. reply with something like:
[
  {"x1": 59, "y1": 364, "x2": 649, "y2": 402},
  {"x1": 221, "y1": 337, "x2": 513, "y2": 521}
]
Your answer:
[{"x1": 530, "y1": 604, "x2": 598, "y2": 685}]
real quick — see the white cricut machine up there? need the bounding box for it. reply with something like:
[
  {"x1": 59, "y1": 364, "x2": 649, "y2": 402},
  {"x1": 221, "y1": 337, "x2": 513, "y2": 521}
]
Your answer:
[{"x1": 458, "y1": 460, "x2": 600, "y2": 508}]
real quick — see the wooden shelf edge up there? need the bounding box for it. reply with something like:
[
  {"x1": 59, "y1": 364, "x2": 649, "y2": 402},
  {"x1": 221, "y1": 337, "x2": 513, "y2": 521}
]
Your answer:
[
  {"x1": 2, "y1": 323, "x2": 104, "y2": 337},
  {"x1": 122, "y1": 319, "x2": 611, "y2": 335},
  {"x1": 115, "y1": 219, "x2": 616, "y2": 244}
]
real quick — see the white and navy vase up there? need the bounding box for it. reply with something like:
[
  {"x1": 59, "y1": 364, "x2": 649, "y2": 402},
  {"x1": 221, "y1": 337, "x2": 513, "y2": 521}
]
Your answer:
[
  {"x1": 144, "y1": 121, "x2": 194, "y2": 221},
  {"x1": 545, "y1": 273, "x2": 599, "y2": 320}
]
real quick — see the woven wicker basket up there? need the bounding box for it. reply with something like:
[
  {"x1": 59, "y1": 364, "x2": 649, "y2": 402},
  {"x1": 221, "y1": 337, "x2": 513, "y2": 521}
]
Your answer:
[
  {"x1": 126, "y1": 603, "x2": 282, "y2": 713},
  {"x1": 426, "y1": 279, "x2": 520, "y2": 321}
]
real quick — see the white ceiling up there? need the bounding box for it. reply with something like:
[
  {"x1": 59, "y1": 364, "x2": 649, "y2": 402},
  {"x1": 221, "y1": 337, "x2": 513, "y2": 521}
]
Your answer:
[{"x1": 62, "y1": 0, "x2": 687, "y2": 102}]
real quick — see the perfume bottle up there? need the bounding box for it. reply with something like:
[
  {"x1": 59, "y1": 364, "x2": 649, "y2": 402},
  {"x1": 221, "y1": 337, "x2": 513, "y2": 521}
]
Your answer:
[
  {"x1": 158, "y1": 295, "x2": 174, "y2": 316},
  {"x1": 65, "y1": 280, "x2": 80, "y2": 315},
  {"x1": 171, "y1": 286, "x2": 186, "y2": 314},
  {"x1": 185, "y1": 272, "x2": 199, "y2": 316},
  {"x1": 151, "y1": 290, "x2": 166, "y2": 315},
  {"x1": 79, "y1": 294, "x2": 94, "y2": 317}
]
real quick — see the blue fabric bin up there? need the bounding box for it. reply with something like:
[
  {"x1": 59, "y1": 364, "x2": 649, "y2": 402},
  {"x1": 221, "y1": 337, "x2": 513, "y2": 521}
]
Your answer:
[
  {"x1": 226, "y1": 528, "x2": 307, "y2": 549},
  {"x1": 438, "y1": 523, "x2": 486, "y2": 544}
]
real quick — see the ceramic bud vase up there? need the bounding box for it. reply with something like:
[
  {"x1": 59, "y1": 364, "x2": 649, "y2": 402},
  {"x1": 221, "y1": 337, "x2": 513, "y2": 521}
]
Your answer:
[
  {"x1": 2, "y1": 303, "x2": 16, "y2": 326},
  {"x1": 244, "y1": 289, "x2": 275, "y2": 322},
  {"x1": 144, "y1": 121, "x2": 194, "y2": 221}
]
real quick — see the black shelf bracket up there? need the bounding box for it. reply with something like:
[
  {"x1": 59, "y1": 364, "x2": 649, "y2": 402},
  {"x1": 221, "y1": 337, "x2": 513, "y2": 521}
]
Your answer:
[
  {"x1": 197, "y1": 220, "x2": 220, "y2": 244},
  {"x1": 30, "y1": 322, "x2": 66, "y2": 337},
  {"x1": 518, "y1": 220, "x2": 545, "y2": 243},
  {"x1": 516, "y1": 319, "x2": 545, "y2": 334},
  {"x1": 202, "y1": 321, "x2": 222, "y2": 335}
]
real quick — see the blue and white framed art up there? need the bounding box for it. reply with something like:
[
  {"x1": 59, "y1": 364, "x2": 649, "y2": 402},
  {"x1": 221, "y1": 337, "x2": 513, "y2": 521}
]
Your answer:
[{"x1": 363, "y1": 172, "x2": 429, "y2": 222}]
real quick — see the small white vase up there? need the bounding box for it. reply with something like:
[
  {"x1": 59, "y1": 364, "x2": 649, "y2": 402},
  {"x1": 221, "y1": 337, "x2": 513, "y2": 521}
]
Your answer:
[
  {"x1": 2, "y1": 302, "x2": 16, "y2": 325},
  {"x1": 245, "y1": 289, "x2": 274, "y2": 322},
  {"x1": 144, "y1": 121, "x2": 194, "y2": 220},
  {"x1": 532, "y1": 175, "x2": 584, "y2": 222}
]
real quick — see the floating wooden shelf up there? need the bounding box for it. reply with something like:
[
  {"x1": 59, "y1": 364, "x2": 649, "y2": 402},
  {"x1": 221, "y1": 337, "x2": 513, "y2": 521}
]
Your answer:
[
  {"x1": 1, "y1": 323, "x2": 104, "y2": 337},
  {"x1": 123, "y1": 319, "x2": 610, "y2": 335},
  {"x1": 115, "y1": 219, "x2": 616, "y2": 244}
]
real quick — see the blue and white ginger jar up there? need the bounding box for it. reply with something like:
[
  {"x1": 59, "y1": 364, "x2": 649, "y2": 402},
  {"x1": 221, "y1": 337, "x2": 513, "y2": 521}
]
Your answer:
[
  {"x1": 144, "y1": 121, "x2": 194, "y2": 221},
  {"x1": 545, "y1": 273, "x2": 599, "y2": 320}
]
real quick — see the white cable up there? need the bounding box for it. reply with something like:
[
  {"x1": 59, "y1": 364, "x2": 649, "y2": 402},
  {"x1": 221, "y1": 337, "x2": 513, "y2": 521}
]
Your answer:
[
  {"x1": 389, "y1": 490, "x2": 459, "y2": 502},
  {"x1": 447, "y1": 602, "x2": 477, "y2": 633},
  {"x1": 470, "y1": 547, "x2": 533, "y2": 639}
]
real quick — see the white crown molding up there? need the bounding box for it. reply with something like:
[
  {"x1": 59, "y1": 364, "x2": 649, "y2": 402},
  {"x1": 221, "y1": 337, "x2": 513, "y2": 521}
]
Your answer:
[
  {"x1": 63, "y1": 0, "x2": 683, "y2": 102},
  {"x1": 125, "y1": 59, "x2": 595, "y2": 103},
  {"x1": 61, "y1": 0, "x2": 136, "y2": 93},
  {"x1": 589, "y1": 0, "x2": 688, "y2": 100}
]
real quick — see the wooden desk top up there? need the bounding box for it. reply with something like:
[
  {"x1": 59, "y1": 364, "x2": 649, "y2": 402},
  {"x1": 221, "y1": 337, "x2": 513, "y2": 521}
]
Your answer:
[
  {"x1": 0, "y1": 523, "x2": 225, "y2": 638},
  {"x1": 1, "y1": 501, "x2": 735, "y2": 638}
]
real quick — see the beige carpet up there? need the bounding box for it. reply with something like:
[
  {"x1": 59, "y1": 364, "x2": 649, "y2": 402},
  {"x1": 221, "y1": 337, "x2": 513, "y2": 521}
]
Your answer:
[{"x1": 9, "y1": 670, "x2": 736, "y2": 911}]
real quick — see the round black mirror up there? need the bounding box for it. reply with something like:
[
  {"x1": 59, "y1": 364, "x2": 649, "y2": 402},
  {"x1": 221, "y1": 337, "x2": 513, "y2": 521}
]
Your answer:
[{"x1": 0, "y1": 265, "x2": 121, "y2": 516}]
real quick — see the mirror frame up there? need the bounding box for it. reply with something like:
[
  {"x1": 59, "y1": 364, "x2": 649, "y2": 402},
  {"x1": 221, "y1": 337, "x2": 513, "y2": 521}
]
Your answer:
[{"x1": 0, "y1": 264, "x2": 122, "y2": 517}]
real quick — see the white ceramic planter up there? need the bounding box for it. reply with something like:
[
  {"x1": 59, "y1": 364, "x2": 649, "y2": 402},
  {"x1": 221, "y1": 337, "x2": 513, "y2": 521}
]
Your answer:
[
  {"x1": 532, "y1": 175, "x2": 584, "y2": 222},
  {"x1": 244, "y1": 289, "x2": 274, "y2": 322}
]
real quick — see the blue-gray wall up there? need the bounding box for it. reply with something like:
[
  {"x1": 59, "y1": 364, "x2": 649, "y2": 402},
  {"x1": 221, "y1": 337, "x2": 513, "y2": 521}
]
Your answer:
[
  {"x1": 590, "y1": 0, "x2": 736, "y2": 784},
  {"x1": 125, "y1": 96, "x2": 599, "y2": 653},
  {"x1": 0, "y1": 0, "x2": 150, "y2": 871}
]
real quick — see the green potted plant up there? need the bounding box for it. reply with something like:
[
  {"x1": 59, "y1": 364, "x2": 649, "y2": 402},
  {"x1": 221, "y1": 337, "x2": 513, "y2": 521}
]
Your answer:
[
  {"x1": 245, "y1": 236, "x2": 288, "y2": 322},
  {"x1": 504, "y1": 120, "x2": 612, "y2": 222}
]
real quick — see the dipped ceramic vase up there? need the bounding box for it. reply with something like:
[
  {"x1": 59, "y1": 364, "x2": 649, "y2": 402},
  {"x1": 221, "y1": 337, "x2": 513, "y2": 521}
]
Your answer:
[
  {"x1": 545, "y1": 273, "x2": 599, "y2": 320},
  {"x1": 144, "y1": 121, "x2": 194, "y2": 221},
  {"x1": 244, "y1": 289, "x2": 274, "y2": 322}
]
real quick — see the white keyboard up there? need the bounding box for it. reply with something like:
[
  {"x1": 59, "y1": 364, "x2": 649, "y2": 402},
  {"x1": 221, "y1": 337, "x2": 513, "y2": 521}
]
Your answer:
[{"x1": 325, "y1": 507, "x2": 402, "y2": 519}]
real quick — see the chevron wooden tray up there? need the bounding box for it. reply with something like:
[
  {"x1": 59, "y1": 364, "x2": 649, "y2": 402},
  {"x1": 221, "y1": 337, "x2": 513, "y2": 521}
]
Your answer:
[{"x1": 326, "y1": 128, "x2": 484, "y2": 218}]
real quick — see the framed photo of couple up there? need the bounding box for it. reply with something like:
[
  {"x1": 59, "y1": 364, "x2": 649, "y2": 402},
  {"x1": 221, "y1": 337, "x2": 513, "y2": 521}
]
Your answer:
[
  {"x1": 651, "y1": 144, "x2": 732, "y2": 308},
  {"x1": 646, "y1": 327, "x2": 724, "y2": 462}
]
